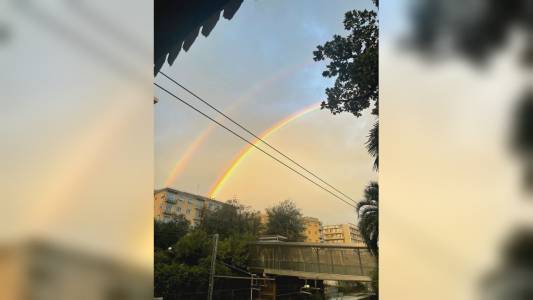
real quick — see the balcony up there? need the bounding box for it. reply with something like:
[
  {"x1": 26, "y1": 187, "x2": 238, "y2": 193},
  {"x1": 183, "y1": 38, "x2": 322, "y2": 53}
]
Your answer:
[{"x1": 165, "y1": 198, "x2": 177, "y2": 204}]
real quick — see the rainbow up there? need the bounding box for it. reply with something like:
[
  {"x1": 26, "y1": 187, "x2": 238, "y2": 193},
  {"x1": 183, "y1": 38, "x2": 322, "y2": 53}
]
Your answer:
[
  {"x1": 164, "y1": 126, "x2": 215, "y2": 187},
  {"x1": 208, "y1": 102, "x2": 321, "y2": 198},
  {"x1": 163, "y1": 61, "x2": 313, "y2": 187}
]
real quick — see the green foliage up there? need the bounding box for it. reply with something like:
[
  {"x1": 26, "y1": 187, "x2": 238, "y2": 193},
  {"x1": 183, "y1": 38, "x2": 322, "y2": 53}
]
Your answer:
[
  {"x1": 356, "y1": 182, "x2": 379, "y2": 256},
  {"x1": 371, "y1": 268, "x2": 378, "y2": 297},
  {"x1": 154, "y1": 230, "x2": 215, "y2": 299},
  {"x1": 367, "y1": 121, "x2": 379, "y2": 170},
  {"x1": 154, "y1": 216, "x2": 190, "y2": 250},
  {"x1": 154, "y1": 257, "x2": 210, "y2": 299},
  {"x1": 313, "y1": 7, "x2": 378, "y2": 118},
  {"x1": 199, "y1": 200, "x2": 263, "y2": 239},
  {"x1": 154, "y1": 200, "x2": 262, "y2": 298},
  {"x1": 265, "y1": 199, "x2": 306, "y2": 242},
  {"x1": 337, "y1": 281, "x2": 368, "y2": 294},
  {"x1": 154, "y1": 201, "x2": 311, "y2": 298},
  {"x1": 173, "y1": 230, "x2": 212, "y2": 265},
  {"x1": 217, "y1": 233, "x2": 255, "y2": 270}
]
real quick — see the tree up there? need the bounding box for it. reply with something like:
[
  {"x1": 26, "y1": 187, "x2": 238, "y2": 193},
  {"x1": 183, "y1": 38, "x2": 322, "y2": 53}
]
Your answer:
[
  {"x1": 217, "y1": 233, "x2": 256, "y2": 271},
  {"x1": 199, "y1": 199, "x2": 262, "y2": 238},
  {"x1": 313, "y1": 1, "x2": 379, "y2": 169},
  {"x1": 155, "y1": 201, "x2": 261, "y2": 299},
  {"x1": 154, "y1": 230, "x2": 213, "y2": 299},
  {"x1": 367, "y1": 121, "x2": 379, "y2": 170},
  {"x1": 410, "y1": 0, "x2": 531, "y2": 65},
  {"x1": 356, "y1": 181, "x2": 378, "y2": 256},
  {"x1": 265, "y1": 200, "x2": 305, "y2": 242},
  {"x1": 313, "y1": 7, "x2": 378, "y2": 117},
  {"x1": 154, "y1": 215, "x2": 190, "y2": 250}
]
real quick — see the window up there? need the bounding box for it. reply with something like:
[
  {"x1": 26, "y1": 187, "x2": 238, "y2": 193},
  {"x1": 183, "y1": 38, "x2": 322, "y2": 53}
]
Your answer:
[
  {"x1": 177, "y1": 207, "x2": 181, "y2": 212},
  {"x1": 186, "y1": 209, "x2": 191, "y2": 214}
]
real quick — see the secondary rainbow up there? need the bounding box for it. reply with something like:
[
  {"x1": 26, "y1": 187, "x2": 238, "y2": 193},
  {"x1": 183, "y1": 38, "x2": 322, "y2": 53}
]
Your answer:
[
  {"x1": 164, "y1": 127, "x2": 215, "y2": 187},
  {"x1": 208, "y1": 102, "x2": 321, "y2": 198}
]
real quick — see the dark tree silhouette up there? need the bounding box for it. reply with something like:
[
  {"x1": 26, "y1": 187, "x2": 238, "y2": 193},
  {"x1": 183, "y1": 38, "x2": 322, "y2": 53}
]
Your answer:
[
  {"x1": 199, "y1": 199, "x2": 262, "y2": 239},
  {"x1": 313, "y1": 1, "x2": 379, "y2": 169},
  {"x1": 481, "y1": 228, "x2": 533, "y2": 299},
  {"x1": 512, "y1": 89, "x2": 533, "y2": 191},
  {"x1": 356, "y1": 181, "x2": 378, "y2": 256},
  {"x1": 154, "y1": 216, "x2": 190, "y2": 250},
  {"x1": 367, "y1": 121, "x2": 379, "y2": 170},
  {"x1": 313, "y1": 8, "x2": 378, "y2": 117},
  {"x1": 410, "y1": 0, "x2": 533, "y2": 194},
  {"x1": 410, "y1": 0, "x2": 532, "y2": 65}
]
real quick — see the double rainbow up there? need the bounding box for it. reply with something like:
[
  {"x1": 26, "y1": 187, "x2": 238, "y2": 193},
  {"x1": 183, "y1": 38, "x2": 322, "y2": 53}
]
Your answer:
[
  {"x1": 164, "y1": 61, "x2": 313, "y2": 187},
  {"x1": 208, "y1": 102, "x2": 321, "y2": 198}
]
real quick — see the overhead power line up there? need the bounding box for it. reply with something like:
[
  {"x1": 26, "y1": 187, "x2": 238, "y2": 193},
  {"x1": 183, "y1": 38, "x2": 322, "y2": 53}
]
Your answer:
[
  {"x1": 154, "y1": 82, "x2": 356, "y2": 209},
  {"x1": 159, "y1": 71, "x2": 356, "y2": 204}
]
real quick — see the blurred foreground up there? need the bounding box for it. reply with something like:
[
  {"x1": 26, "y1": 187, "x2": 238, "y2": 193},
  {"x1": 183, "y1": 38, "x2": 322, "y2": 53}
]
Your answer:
[
  {"x1": 0, "y1": 0, "x2": 153, "y2": 298},
  {"x1": 0, "y1": 239, "x2": 152, "y2": 299},
  {"x1": 381, "y1": 0, "x2": 532, "y2": 299}
]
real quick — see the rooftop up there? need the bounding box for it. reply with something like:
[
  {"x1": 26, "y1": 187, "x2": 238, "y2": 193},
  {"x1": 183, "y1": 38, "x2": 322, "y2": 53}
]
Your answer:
[{"x1": 154, "y1": 187, "x2": 225, "y2": 205}]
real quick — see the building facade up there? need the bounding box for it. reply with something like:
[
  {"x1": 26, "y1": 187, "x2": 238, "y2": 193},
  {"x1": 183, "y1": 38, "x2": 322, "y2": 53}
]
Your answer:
[
  {"x1": 302, "y1": 217, "x2": 323, "y2": 243},
  {"x1": 322, "y1": 223, "x2": 364, "y2": 246},
  {"x1": 154, "y1": 188, "x2": 225, "y2": 226}
]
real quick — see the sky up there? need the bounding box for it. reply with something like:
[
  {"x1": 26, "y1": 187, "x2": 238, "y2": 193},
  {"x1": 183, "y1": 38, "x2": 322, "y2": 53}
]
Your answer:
[{"x1": 155, "y1": 0, "x2": 377, "y2": 225}]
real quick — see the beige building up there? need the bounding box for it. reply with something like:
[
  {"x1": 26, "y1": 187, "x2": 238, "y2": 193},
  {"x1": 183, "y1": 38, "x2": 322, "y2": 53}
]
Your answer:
[
  {"x1": 154, "y1": 188, "x2": 225, "y2": 226},
  {"x1": 323, "y1": 223, "x2": 365, "y2": 246},
  {"x1": 302, "y1": 217, "x2": 323, "y2": 243}
]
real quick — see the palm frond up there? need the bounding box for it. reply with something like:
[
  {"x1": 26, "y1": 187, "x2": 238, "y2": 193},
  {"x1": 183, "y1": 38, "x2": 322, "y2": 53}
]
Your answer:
[{"x1": 366, "y1": 121, "x2": 378, "y2": 170}]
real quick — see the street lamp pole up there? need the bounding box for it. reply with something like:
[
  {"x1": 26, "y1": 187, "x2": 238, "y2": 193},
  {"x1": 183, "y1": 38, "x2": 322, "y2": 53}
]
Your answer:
[{"x1": 208, "y1": 234, "x2": 219, "y2": 300}]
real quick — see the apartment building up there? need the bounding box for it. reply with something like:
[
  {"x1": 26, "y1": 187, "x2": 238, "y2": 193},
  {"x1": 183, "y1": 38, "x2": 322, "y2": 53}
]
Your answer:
[
  {"x1": 302, "y1": 217, "x2": 323, "y2": 243},
  {"x1": 323, "y1": 223, "x2": 365, "y2": 246},
  {"x1": 154, "y1": 188, "x2": 225, "y2": 226}
]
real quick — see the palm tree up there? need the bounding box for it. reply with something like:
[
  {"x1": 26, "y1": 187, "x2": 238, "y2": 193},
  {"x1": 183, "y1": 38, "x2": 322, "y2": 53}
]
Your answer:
[
  {"x1": 366, "y1": 121, "x2": 378, "y2": 170},
  {"x1": 356, "y1": 181, "x2": 378, "y2": 256}
]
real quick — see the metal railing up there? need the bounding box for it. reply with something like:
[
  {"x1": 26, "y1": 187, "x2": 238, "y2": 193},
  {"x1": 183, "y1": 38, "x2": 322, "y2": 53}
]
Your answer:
[{"x1": 249, "y1": 242, "x2": 376, "y2": 278}]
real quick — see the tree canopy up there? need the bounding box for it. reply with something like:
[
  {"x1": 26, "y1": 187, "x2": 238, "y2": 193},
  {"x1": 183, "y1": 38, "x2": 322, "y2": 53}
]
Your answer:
[
  {"x1": 313, "y1": 7, "x2": 378, "y2": 118},
  {"x1": 154, "y1": 215, "x2": 190, "y2": 250},
  {"x1": 265, "y1": 199, "x2": 305, "y2": 242},
  {"x1": 154, "y1": 200, "x2": 261, "y2": 299},
  {"x1": 199, "y1": 199, "x2": 262, "y2": 239}
]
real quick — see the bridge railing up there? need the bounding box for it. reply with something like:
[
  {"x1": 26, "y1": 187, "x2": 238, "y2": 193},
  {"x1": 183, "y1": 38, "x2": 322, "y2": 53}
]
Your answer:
[{"x1": 249, "y1": 242, "x2": 376, "y2": 277}]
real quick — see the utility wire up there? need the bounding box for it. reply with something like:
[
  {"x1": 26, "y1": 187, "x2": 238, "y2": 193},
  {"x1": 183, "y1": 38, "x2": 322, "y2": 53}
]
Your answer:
[
  {"x1": 159, "y1": 71, "x2": 357, "y2": 205},
  {"x1": 216, "y1": 259, "x2": 251, "y2": 276},
  {"x1": 154, "y1": 82, "x2": 356, "y2": 209}
]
